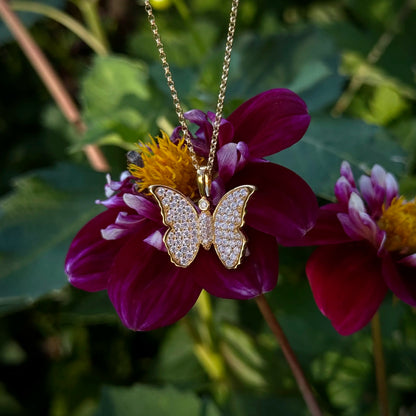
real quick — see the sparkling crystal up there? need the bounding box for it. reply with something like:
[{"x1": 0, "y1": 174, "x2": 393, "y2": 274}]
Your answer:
[{"x1": 198, "y1": 198, "x2": 210, "y2": 211}]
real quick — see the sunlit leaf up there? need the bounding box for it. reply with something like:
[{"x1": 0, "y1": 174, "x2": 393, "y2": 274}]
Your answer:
[{"x1": 81, "y1": 55, "x2": 162, "y2": 146}]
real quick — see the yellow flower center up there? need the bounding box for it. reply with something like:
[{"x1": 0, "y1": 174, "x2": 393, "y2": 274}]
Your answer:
[
  {"x1": 128, "y1": 131, "x2": 199, "y2": 199},
  {"x1": 378, "y1": 196, "x2": 416, "y2": 254}
]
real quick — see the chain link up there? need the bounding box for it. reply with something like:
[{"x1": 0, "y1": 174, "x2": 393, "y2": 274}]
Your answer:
[{"x1": 144, "y1": 0, "x2": 239, "y2": 185}]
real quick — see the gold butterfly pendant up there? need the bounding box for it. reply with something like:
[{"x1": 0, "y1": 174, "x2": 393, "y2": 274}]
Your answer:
[{"x1": 149, "y1": 185, "x2": 256, "y2": 269}]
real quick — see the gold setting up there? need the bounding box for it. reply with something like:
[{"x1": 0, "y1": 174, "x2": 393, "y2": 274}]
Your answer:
[{"x1": 149, "y1": 184, "x2": 256, "y2": 269}]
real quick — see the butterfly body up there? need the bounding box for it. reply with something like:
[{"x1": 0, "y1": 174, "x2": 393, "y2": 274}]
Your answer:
[{"x1": 149, "y1": 184, "x2": 255, "y2": 269}]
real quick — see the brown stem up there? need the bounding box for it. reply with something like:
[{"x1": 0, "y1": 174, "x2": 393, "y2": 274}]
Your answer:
[
  {"x1": 0, "y1": 0, "x2": 109, "y2": 172},
  {"x1": 255, "y1": 294, "x2": 323, "y2": 416}
]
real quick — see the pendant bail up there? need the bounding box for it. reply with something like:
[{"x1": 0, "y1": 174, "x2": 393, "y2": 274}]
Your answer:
[{"x1": 197, "y1": 166, "x2": 211, "y2": 198}]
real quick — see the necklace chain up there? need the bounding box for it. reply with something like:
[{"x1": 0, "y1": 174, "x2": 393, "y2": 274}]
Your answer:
[{"x1": 144, "y1": 0, "x2": 239, "y2": 187}]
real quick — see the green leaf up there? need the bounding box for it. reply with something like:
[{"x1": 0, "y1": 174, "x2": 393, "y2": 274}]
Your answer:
[
  {"x1": 94, "y1": 384, "x2": 220, "y2": 416},
  {"x1": 269, "y1": 116, "x2": 406, "y2": 199},
  {"x1": 80, "y1": 55, "x2": 161, "y2": 147},
  {"x1": 61, "y1": 290, "x2": 118, "y2": 324},
  {"x1": 266, "y1": 278, "x2": 345, "y2": 359},
  {"x1": 152, "y1": 324, "x2": 207, "y2": 389},
  {"x1": 220, "y1": 323, "x2": 268, "y2": 389},
  {"x1": 197, "y1": 28, "x2": 344, "y2": 114},
  {"x1": 128, "y1": 19, "x2": 218, "y2": 67},
  {"x1": 0, "y1": 382, "x2": 22, "y2": 416},
  {"x1": 226, "y1": 394, "x2": 306, "y2": 416},
  {"x1": 0, "y1": 163, "x2": 105, "y2": 314}
]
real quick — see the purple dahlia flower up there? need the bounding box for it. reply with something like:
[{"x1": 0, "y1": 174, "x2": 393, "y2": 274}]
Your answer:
[
  {"x1": 65, "y1": 89, "x2": 318, "y2": 331},
  {"x1": 301, "y1": 161, "x2": 416, "y2": 335}
]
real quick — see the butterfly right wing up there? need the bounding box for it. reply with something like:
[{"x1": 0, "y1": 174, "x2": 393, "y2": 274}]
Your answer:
[
  {"x1": 212, "y1": 185, "x2": 255, "y2": 269},
  {"x1": 149, "y1": 185, "x2": 200, "y2": 267}
]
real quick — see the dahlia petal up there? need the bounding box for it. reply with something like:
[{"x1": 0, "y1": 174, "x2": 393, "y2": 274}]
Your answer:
[
  {"x1": 210, "y1": 177, "x2": 226, "y2": 206},
  {"x1": 217, "y1": 143, "x2": 239, "y2": 183},
  {"x1": 98, "y1": 173, "x2": 135, "y2": 208},
  {"x1": 101, "y1": 211, "x2": 143, "y2": 240},
  {"x1": 183, "y1": 109, "x2": 234, "y2": 156},
  {"x1": 108, "y1": 232, "x2": 202, "y2": 331},
  {"x1": 399, "y1": 253, "x2": 416, "y2": 267},
  {"x1": 123, "y1": 193, "x2": 161, "y2": 222},
  {"x1": 306, "y1": 242, "x2": 388, "y2": 335},
  {"x1": 217, "y1": 141, "x2": 251, "y2": 183},
  {"x1": 96, "y1": 195, "x2": 126, "y2": 209},
  {"x1": 385, "y1": 173, "x2": 399, "y2": 206},
  {"x1": 225, "y1": 89, "x2": 310, "y2": 158},
  {"x1": 340, "y1": 161, "x2": 356, "y2": 186},
  {"x1": 337, "y1": 213, "x2": 363, "y2": 241},
  {"x1": 229, "y1": 162, "x2": 318, "y2": 244},
  {"x1": 101, "y1": 223, "x2": 129, "y2": 240},
  {"x1": 371, "y1": 164, "x2": 387, "y2": 188},
  {"x1": 382, "y1": 255, "x2": 416, "y2": 307},
  {"x1": 191, "y1": 227, "x2": 278, "y2": 299},
  {"x1": 359, "y1": 175, "x2": 377, "y2": 212},
  {"x1": 207, "y1": 111, "x2": 235, "y2": 145},
  {"x1": 358, "y1": 211, "x2": 382, "y2": 244},
  {"x1": 104, "y1": 171, "x2": 130, "y2": 197},
  {"x1": 348, "y1": 192, "x2": 366, "y2": 215},
  {"x1": 295, "y1": 204, "x2": 352, "y2": 246},
  {"x1": 143, "y1": 228, "x2": 167, "y2": 252},
  {"x1": 335, "y1": 177, "x2": 354, "y2": 205},
  {"x1": 65, "y1": 209, "x2": 126, "y2": 291}
]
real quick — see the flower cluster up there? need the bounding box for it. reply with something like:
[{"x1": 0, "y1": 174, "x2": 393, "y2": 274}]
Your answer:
[
  {"x1": 65, "y1": 89, "x2": 318, "y2": 331},
  {"x1": 302, "y1": 161, "x2": 416, "y2": 335}
]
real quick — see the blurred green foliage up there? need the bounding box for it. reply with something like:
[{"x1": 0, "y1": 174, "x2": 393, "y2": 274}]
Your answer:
[{"x1": 0, "y1": 0, "x2": 415, "y2": 415}]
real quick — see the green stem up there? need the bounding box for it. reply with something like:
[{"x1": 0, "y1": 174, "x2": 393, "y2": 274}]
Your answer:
[
  {"x1": 10, "y1": 0, "x2": 107, "y2": 55},
  {"x1": 171, "y1": 0, "x2": 207, "y2": 54},
  {"x1": 371, "y1": 312, "x2": 390, "y2": 416},
  {"x1": 194, "y1": 290, "x2": 214, "y2": 347},
  {"x1": 75, "y1": 0, "x2": 110, "y2": 53},
  {"x1": 171, "y1": 0, "x2": 190, "y2": 20},
  {"x1": 255, "y1": 295, "x2": 323, "y2": 416},
  {"x1": 183, "y1": 291, "x2": 229, "y2": 404}
]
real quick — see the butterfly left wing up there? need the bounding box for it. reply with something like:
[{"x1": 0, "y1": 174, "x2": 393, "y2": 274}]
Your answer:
[
  {"x1": 212, "y1": 185, "x2": 256, "y2": 269},
  {"x1": 149, "y1": 185, "x2": 200, "y2": 267}
]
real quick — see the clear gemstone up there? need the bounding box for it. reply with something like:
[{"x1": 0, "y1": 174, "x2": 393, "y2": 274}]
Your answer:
[{"x1": 198, "y1": 198, "x2": 210, "y2": 211}]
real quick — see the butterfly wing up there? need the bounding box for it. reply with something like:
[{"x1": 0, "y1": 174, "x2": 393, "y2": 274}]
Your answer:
[
  {"x1": 149, "y1": 185, "x2": 200, "y2": 267},
  {"x1": 213, "y1": 185, "x2": 256, "y2": 269}
]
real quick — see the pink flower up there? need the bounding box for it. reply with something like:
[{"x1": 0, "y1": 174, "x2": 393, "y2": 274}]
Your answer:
[
  {"x1": 65, "y1": 89, "x2": 318, "y2": 331},
  {"x1": 301, "y1": 161, "x2": 416, "y2": 335}
]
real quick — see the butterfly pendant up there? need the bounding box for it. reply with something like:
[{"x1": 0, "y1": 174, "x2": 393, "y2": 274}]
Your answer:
[{"x1": 149, "y1": 184, "x2": 256, "y2": 269}]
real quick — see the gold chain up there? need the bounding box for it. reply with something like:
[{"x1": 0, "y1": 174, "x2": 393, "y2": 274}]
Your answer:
[{"x1": 144, "y1": 0, "x2": 239, "y2": 186}]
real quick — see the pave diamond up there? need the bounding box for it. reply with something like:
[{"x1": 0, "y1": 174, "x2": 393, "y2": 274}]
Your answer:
[
  {"x1": 150, "y1": 184, "x2": 255, "y2": 269},
  {"x1": 198, "y1": 211, "x2": 213, "y2": 250}
]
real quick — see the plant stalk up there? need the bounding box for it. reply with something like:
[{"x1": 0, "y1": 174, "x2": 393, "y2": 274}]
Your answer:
[
  {"x1": 0, "y1": 0, "x2": 109, "y2": 172},
  {"x1": 10, "y1": 1, "x2": 107, "y2": 55},
  {"x1": 75, "y1": 0, "x2": 109, "y2": 53},
  {"x1": 371, "y1": 312, "x2": 390, "y2": 416},
  {"x1": 182, "y1": 292, "x2": 230, "y2": 404},
  {"x1": 255, "y1": 294, "x2": 323, "y2": 416}
]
